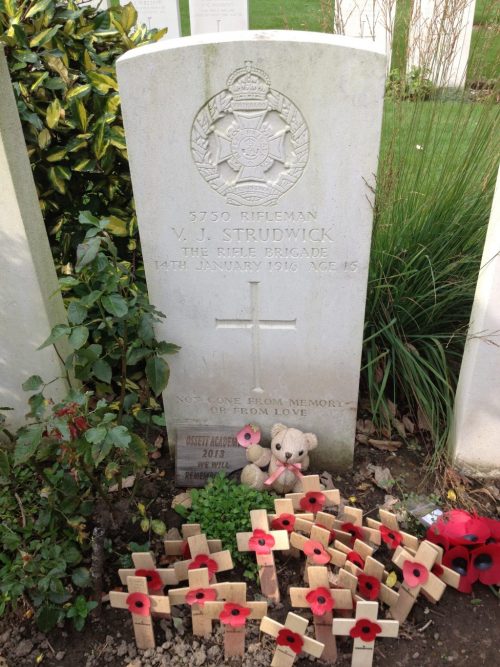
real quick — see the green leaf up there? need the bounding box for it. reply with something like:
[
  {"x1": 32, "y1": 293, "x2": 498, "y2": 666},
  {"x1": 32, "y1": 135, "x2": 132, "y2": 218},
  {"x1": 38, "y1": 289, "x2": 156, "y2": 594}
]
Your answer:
[
  {"x1": 92, "y1": 438, "x2": 112, "y2": 466},
  {"x1": 85, "y1": 427, "x2": 106, "y2": 445},
  {"x1": 151, "y1": 519, "x2": 166, "y2": 536},
  {"x1": 14, "y1": 425, "x2": 44, "y2": 465},
  {"x1": 67, "y1": 301, "x2": 88, "y2": 325},
  {"x1": 87, "y1": 70, "x2": 118, "y2": 94},
  {"x1": 46, "y1": 98, "x2": 61, "y2": 129},
  {"x1": 66, "y1": 84, "x2": 92, "y2": 101},
  {"x1": 76, "y1": 237, "x2": 101, "y2": 272},
  {"x1": 38, "y1": 324, "x2": 71, "y2": 349},
  {"x1": 36, "y1": 605, "x2": 60, "y2": 632},
  {"x1": 30, "y1": 25, "x2": 61, "y2": 48},
  {"x1": 26, "y1": 0, "x2": 54, "y2": 18},
  {"x1": 109, "y1": 425, "x2": 131, "y2": 449},
  {"x1": 102, "y1": 294, "x2": 128, "y2": 318},
  {"x1": 0, "y1": 450, "x2": 10, "y2": 481},
  {"x1": 146, "y1": 356, "x2": 170, "y2": 396},
  {"x1": 22, "y1": 375, "x2": 44, "y2": 391},
  {"x1": 157, "y1": 341, "x2": 181, "y2": 355},
  {"x1": 79, "y1": 211, "x2": 100, "y2": 227},
  {"x1": 69, "y1": 325, "x2": 89, "y2": 350},
  {"x1": 71, "y1": 567, "x2": 90, "y2": 588},
  {"x1": 128, "y1": 433, "x2": 149, "y2": 467},
  {"x1": 92, "y1": 358, "x2": 112, "y2": 383}
]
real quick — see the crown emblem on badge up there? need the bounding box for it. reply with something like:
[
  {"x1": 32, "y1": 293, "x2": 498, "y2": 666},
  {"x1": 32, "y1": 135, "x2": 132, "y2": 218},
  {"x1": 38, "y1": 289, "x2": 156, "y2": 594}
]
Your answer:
[{"x1": 227, "y1": 61, "x2": 271, "y2": 102}]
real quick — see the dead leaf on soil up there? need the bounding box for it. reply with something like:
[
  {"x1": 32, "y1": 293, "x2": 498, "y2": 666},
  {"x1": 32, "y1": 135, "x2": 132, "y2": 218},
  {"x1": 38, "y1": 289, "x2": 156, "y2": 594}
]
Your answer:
[
  {"x1": 109, "y1": 475, "x2": 135, "y2": 493},
  {"x1": 367, "y1": 438, "x2": 402, "y2": 452},
  {"x1": 367, "y1": 464, "x2": 395, "y2": 490},
  {"x1": 402, "y1": 415, "x2": 415, "y2": 434},
  {"x1": 356, "y1": 433, "x2": 369, "y2": 444},
  {"x1": 387, "y1": 399, "x2": 397, "y2": 417},
  {"x1": 150, "y1": 451, "x2": 162, "y2": 459},
  {"x1": 319, "y1": 471, "x2": 335, "y2": 490},
  {"x1": 381, "y1": 494, "x2": 400, "y2": 511},
  {"x1": 154, "y1": 435, "x2": 163, "y2": 449},
  {"x1": 392, "y1": 418, "x2": 406, "y2": 439},
  {"x1": 417, "y1": 406, "x2": 432, "y2": 431},
  {"x1": 172, "y1": 492, "x2": 192, "y2": 510},
  {"x1": 356, "y1": 419, "x2": 376, "y2": 435}
]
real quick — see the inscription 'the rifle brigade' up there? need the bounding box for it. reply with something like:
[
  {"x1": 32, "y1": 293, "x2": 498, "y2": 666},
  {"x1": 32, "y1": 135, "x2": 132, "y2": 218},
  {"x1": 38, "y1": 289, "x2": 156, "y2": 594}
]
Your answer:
[{"x1": 191, "y1": 61, "x2": 310, "y2": 206}]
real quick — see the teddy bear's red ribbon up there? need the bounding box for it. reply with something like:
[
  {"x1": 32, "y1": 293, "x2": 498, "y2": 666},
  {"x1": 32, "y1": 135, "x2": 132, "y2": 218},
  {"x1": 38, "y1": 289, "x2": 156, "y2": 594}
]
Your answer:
[{"x1": 264, "y1": 461, "x2": 303, "y2": 486}]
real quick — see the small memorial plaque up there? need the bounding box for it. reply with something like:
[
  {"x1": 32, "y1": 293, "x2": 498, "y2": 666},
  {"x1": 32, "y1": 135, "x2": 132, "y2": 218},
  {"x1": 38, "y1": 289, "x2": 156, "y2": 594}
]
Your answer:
[{"x1": 175, "y1": 426, "x2": 247, "y2": 487}]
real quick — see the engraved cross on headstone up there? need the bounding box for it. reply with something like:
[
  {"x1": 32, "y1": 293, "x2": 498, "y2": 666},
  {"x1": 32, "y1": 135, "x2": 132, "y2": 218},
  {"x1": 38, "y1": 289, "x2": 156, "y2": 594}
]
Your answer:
[{"x1": 215, "y1": 281, "x2": 296, "y2": 392}]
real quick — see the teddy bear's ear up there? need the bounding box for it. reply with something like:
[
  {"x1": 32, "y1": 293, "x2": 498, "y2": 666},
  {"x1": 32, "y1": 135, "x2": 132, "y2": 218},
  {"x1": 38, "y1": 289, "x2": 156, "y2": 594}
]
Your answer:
[
  {"x1": 304, "y1": 433, "x2": 318, "y2": 450},
  {"x1": 271, "y1": 423, "x2": 288, "y2": 438}
]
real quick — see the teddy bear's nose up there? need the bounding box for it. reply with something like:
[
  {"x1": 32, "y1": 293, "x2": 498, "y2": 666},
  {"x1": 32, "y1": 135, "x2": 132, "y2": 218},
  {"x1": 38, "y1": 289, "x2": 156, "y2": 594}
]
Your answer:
[{"x1": 285, "y1": 452, "x2": 292, "y2": 459}]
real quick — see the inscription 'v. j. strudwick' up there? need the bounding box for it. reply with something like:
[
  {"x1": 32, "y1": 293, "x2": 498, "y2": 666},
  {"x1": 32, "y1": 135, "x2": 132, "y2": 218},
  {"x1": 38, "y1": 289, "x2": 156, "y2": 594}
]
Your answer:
[{"x1": 191, "y1": 61, "x2": 310, "y2": 206}]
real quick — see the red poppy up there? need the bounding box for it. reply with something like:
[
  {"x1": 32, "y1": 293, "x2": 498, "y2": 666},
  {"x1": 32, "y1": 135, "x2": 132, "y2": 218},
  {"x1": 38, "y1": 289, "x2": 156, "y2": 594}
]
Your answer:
[
  {"x1": 185, "y1": 587, "x2": 217, "y2": 607},
  {"x1": 443, "y1": 545, "x2": 474, "y2": 593},
  {"x1": 303, "y1": 539, "x2": 330, "y2": 565},
  {"x1": 276, "y1": 628, "x2": 304, "y2": 655},
  {"x1": 219, "y1": 602, "x2": 251, "y2": 627},
  {"x1": 470, "y1": 544, "x2": 500, "y2": 586},
  {"x1": 315, "y1": 523, "x2": 336, "y2": 543},
  {"x1": 182, "y1": 540, "x2": 191, "y2": 559},
  {"x1": 483, "y1": 518, "x2": 500, "y2": 542},
  {"x1": 126, "y1": 592, "x2": 150, "y2": 616},
  {"x1": 188, "y1": 554, "x2": 218, "y2": 578},
  {"x1": 271, "y1": 513, "x2": 296, "y2": 533},
  {"x1": 299, "y1": 491, "x2": 326, "y2": 513},
  {"x1": 432, "y1": 563, "x2": 444, "y2": 577},
  {"x1": 426, "y1": 524, "x2": 450, "y2": 552},
  {"x1": 346, "y1": 551, "x2": 365, "y2": 569},
  {"x1": 402, "y1": 560, "x2": 429, "y2": 588},
  {"x1": 248, "y1": 528, "x2": 275, "y2": 555},
  {"x1": 135, "y1": 568, "x2": 163, "y2": 593},
  {"x1": 349, "y1": 618, "x2": 382, "y2": 643},
  {"x1": 358, "y1": 574, "x2": 380, "y2": 601},
  {"x1": 236, "y1": 424, "x2": 260, "y2": 448},
  {"x1": 305, "y1": 587, "x2": 334, "y2": 616},
  {"x1": 380, "y1": 525, "x2": 402, "y2": 550},
  {"x1": 341, "y1": 522, "x2": 364, "y2": 544},
  {"x1": 435, "y1": 510, "x2": 490, "y2": 547}
]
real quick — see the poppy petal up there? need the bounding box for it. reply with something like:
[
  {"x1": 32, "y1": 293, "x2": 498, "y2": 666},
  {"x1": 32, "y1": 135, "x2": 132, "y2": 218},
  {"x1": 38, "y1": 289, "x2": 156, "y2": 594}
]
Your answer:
[
  {"x1": 135, "y1": 568, "x2": 163, "y2": 593},
  {"x1": 126, "y1": 592, "x2": 150, "y2": 616},
  {"x1": 305, "y1": 587, "x2": 334, "y2": 616},
  {"x1": 185, "y1": 587, "x2": 217, "y2": 607},
  {"x1": 271, "y1": 513, "x2": 296, "y2": 533},
  {"x1": 219, "y1": 602, "x2": 251, "y2": 627},
  {"x1": 248, "y1": 528, "x2": 275, "y2": 555},
  {"x1": 276, "y1": 628, "x2": 304, "y2": 655},
  {"x1": 349, "y1": 618, "x2": 382, "y2": 643},
  {"x1": 470, "y1": 544, "x2": 500, "y2": 586},
  {"x1": 443, "y1": 545, "x2": 476, "y2": 593},
  {"x1": 346, "y1": 551, "x2": 365, "y2": 569},
  {"x1": 342, "y1": 522, "x2": 364, "y2": 544},
  {"x1": 299, "y1": 491, "x2": 326, "y2": 513},
  {"x1": 402, "y1": 560, "x2": 429, "y2": 588},
  {"x1": 380, "y1": 525, "x2": 403, "y2": 550},
  {"x1": 236, "y1": 424, "x2": 261, "y2": 448},
  {"x1": 303, "y1": 539, "x2": 330, "y2": 565},
  {"x1": 358, "y1": 574, "x2": 380, "y2": 601}
]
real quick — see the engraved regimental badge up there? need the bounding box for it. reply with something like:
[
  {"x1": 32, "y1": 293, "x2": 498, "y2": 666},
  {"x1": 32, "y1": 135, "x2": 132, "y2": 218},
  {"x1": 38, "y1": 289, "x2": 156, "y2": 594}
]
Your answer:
[{"x1": 191, "y1": 61, "x2": 309, "y2": 206}]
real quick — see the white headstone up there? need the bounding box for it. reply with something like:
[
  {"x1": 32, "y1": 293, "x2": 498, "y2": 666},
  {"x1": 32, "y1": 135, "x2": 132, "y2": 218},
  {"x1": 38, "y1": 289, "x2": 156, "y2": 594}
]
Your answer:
[
  {"x1": 450, "y1": 168, "x2": 500, "y2": 477},
  {"x1": 0, "y1": 49, "x2": 68, "y2": 429},
  {"x1": 117, "y1": 32, "x2": 386, "y2": 469},
  {"x1": 334, "y1": 0, "x2": 397, "y2": 72},
  {"x1": 122, "y1": 0, "x2": 181, "y2": 37},
  {"x1": 407, "y1": 0, "x2": 476, "y2": 87},
  {"x1": 189, "y1": 0, "x2": 248, "y2": 34}
]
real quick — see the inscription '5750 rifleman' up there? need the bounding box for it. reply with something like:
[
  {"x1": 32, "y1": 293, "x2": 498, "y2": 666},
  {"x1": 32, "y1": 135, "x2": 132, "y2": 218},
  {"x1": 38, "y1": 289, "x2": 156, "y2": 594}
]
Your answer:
[{"x1": 191, "y1": 61, "x2": 310, "y2": 206}]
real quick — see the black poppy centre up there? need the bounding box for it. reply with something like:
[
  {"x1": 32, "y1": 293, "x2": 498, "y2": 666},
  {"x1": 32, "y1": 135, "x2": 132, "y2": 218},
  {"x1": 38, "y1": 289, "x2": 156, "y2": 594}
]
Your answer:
[
  {"x1": 365, "y1": 582, "x2": 373, "y2": 590},
  {"x1": 282, "y1": 520, "x2": 290, "y2": 526},
  {"x1": 258, "y1": 538, "x2": 266, "y2": 546},
  {"x1": 451, "y1": 557, "x2": 468, "y2": 575},
  {"x1": 413, "y1": 568, "x2": 421, "y2": 578},
  {"x1": 231, "y1": 609, "x2": 241, "y2": 616},
  {"x1": 473, "y1": 553, "x2": 493, "y2": 571},
  {"x1": 135, "y1": 601, "x2": 144, "y2": 608},
  {"x1": 314, "y1": 548, "x2": 322, "y2": 555},
  {"x1": 362, "y1": 626, "x2": 371, "y2": 634},
  {"x1": 287, "y1": 635, "x2": 295, "y2": 643},
  {"x1": 317, "y1": 596, "x2": 326, "y2": 604},
  {"x1": 195, "y1": 592, "x2": 204, "y2": 600}
]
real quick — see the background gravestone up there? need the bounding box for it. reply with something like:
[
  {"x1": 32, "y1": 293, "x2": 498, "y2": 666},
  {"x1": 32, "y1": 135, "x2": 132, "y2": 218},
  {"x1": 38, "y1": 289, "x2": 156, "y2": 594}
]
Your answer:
[
  {"x1": 117, "y1": 32, "x2": 386, "y2": 470},
  {"x1": 407, "y1": 0, "x2": 477, "y2": 87},
  {"x1": 450, "y1": 167, "x2": 500, "y2": 477},
  {"x1": 188, "y1": 0, "x2": 248, "y2": 34},
  {"x1": 120, "y1": 0, "x2": 181, "y2": 37},
  {"x1": 333, "y1": 0, "x2": 397, "y2": 73},
  {"x1": 0, "y1": 48, "x2": 68, "y2": 429}
]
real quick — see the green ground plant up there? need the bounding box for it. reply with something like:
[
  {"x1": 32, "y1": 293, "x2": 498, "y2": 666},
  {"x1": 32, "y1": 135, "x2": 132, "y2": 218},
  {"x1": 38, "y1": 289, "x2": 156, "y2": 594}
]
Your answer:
[{"x1": 180, "y1": 473, "x2": 275, "y2": 578}]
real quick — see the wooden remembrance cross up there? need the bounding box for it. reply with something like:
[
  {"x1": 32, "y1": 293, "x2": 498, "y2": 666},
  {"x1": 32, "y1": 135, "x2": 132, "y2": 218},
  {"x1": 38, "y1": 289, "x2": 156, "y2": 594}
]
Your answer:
[
  {"x1": 201, "y1": 582, "x2": 268, "y2": 658},
  {"x1": 109, "y1": 576, "x2": 171, "y2": 649},
  {"x1": 168, "y1": 567, "x2": 228, "y2": 637},
  {"x1": 289, "y1": 565, "x2": 353, "y2": 662},
  {"x1": 164, "y1": 523, "x2": 222, "y2": 557},
  {"x1": 390, "y1": 540, "x2": 446, "y2": 622},
  {"x1": 338, "y1": 555, "x2": 400, "y2": 607},
  {"x1": 286, "y1": 474, "x2": 340, "y2": 516},
  {"x1": 366, "y1": 510, "x2": 419, "y2": 551},
  {"x1": 268, "y1": 497, "x2": 314, "y2": 558},
  {"x1": 290, "y1": 524, "x2": 346, "y2": 577},
  {"x1": 260, "y1": 612, "x2": 324, "y2": 667},
  {"x1": 236, "y1": 509, "x2": 289, "y2": 601},
  {"x1": 332, "y1": 601, "x2": 399, "y2": 667},
  {"x1": 173, "y1": 533, "x2": 233, "y2": 583},
  {"x1": 118, "y1": 551, "x2": 177, "y2": 616},
  {"x1": 393, "y1": 541, "x2": 461, "y2": 593}
]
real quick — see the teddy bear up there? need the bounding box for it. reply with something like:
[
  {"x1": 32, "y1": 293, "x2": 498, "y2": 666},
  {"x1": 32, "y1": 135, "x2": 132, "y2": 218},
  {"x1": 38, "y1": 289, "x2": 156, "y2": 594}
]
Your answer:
[{"x1": 240, "y1": 423, "x2": 318, "y2": 494}]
